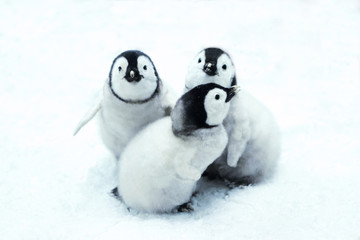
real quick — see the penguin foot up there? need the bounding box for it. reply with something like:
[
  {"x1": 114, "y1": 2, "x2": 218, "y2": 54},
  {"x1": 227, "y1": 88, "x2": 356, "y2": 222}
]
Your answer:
[
  {"x1": 177, "y1": 202, "x2": 194, "y2": 213},
  {"x1": 111, "y1": 187, "x2": 119, "y2": 196},
  {"x1": 225, "y1": 177, "x2": 254, "y2": 189},
  {"x1": 201, "y1": 171, "x2": 220, "y2": 180},
  {"x1": 111, "y1": 187, "x2": 122, "y2": 200}
]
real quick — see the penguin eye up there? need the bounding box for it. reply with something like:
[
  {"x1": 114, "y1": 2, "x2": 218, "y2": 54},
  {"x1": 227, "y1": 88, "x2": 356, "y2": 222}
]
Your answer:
[
  {"x1": 222, "y1": 64, "x2": 227, "y2": 70},
  {"x1": 215, "y1": 94, "x2": 220, "y2": 100},
  {"x1": 143, "y1": 65, "x2": 147, "y2": 71},
  {"x1": 118, "y1": 66, "x2": 122, "y2": 71},
  {"x1": 198, "y1": 58, "x2": 202, "y2": 63}
]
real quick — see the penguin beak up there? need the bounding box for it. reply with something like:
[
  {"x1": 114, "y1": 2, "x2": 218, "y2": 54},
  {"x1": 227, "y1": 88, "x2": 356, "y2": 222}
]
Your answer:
[
  {"x1": 130, "y1": 70, "x2": 135, "y2": 78},
  {"x1": 225, "y1": 85, "x2": 241, "y2": 102},
  {"x1": 203, "y1": 62, "x2": 217, "y2": 76},
  {"x1": 125, "y1": 68, "x2": 142, "y2": 82}
]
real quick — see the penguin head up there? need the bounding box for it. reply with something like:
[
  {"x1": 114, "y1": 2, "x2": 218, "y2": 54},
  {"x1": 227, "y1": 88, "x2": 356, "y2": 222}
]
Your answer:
[
  {"x1": 185, "y1": 48, "x2": 237, "y2": 91},
  {"x1": 171, "y1": 83, "x2": 240, "y2": 136},
  {"x1": 109, "y1": 50, "x2": 159, "y2": 103}
]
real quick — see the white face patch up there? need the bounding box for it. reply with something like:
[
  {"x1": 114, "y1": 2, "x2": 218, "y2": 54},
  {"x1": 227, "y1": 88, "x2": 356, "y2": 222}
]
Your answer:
[
  {"x1": 204, "y1": 88, "x2": 230, "y2": 126},
  {"x1": 216, "y1": 54, "x2": 235, "y2": 88},
  {"x1": 184, "y1": 51, "x2": 209, "y2": 90},
  {"x1": 185, "y1": 50, "x2": 236, "y2": 91},
  {"x1": 110, "y1": 56, "x2": 158, "y2": 102},
  {"x1": 137, "y1": 55, "x2": 158, "y2": 83},
  {"x1": 111, "y1": 56, "x2": 128, "y2": 81}
]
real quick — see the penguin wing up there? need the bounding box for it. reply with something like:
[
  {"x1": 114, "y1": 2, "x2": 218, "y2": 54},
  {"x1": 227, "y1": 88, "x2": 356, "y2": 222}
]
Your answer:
[
  {"x1": 173, "y1": 145, "x2": 200, "y2": 181},
  {"x1": 226, "y1": 95, "x2": 251, "y2": 167},
  {"x1": 73, "y1": 92, "x2": 102, "y2": 136},
  {"x1": 158, "y1": 79, "x2": 179, "y2": 116},
  {"x1": 227, "y1": 124, "x2": 250, "y2": 167}
]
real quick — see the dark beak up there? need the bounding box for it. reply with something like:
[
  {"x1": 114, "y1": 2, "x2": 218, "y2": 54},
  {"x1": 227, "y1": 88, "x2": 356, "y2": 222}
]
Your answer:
[
  {"x1": 203, "y1": 62, "x2": 217, "y2": 76},
  {"x1": 125, "y1": 68, "x2": 142, "y2": 82},
  {"x1": 225, "y1": 85, "x2": 241, "y2": 102}
]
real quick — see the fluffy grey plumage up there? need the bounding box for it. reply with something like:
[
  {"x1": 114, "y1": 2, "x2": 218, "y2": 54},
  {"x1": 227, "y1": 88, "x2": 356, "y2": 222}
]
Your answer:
[
  {"x1": 74, "y1": 50, "x2": 174, "y2": 159},
  {"x1": 117, "y1": 83, "x2": 238, "y2": 213},
  {"x1": 185, "y1": 47, "x2": 281, "y2": 184}
]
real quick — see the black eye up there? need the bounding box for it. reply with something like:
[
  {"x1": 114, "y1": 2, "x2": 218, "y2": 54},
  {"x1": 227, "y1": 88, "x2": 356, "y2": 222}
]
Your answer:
[
  {"x1": 118, "y1": 66, "x2": 122, "y2": 71},
  {"x1": 215, "y1": 94, "x2": 220, "y2": 100},
  {"x1": 143, "y1": 65, "x2": 147, "y2": 70},
  {"x1": 198, "y1": 58, "x2": 202, "y2": 63},
  {"x1": 222, "y1": 64, "x2": 227, "y2": 70}
]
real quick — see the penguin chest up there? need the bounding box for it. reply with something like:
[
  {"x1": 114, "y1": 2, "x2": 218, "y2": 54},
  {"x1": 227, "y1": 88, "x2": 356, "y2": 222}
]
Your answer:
[
  {"x1": 192, "y1": 127, "x2": 228, "y2": 169},
  {"x1": 118, "y1": 118, "x2": 197, "y2": 212},
  {"x1": 99, "y1": 96, "x2": 164, "y2": 155}
]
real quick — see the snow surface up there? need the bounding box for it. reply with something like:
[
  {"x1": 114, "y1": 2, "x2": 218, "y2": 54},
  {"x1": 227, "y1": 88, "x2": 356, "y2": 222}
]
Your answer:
[{"x1": 0, "y1": 0, "x2": 359, "y2": 239}]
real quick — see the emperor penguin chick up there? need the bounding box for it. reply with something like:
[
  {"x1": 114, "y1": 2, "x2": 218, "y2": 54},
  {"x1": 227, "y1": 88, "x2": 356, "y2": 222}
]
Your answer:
[
  {"x1": 185, "y1": 47, "x2": 281, "y2": 184},
  {"x1": 74, "y1": 50, "x2": 174, "y2": 159},
  {"x1": 117, "y1": 83, "x2": 239, "y2": 213}
]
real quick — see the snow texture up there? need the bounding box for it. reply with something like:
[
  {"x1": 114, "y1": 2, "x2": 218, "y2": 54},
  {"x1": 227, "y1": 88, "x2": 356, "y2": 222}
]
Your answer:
[{"x1": 0, "y1": 0, "x2": 359, "y2": 239}]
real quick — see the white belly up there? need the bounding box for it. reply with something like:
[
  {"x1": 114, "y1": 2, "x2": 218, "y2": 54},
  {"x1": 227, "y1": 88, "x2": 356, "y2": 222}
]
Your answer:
[
  {"x1": 99, "y1": 84, "x2": 164, "y2": 158},
  {"x1": 117, "y1": 118, "x2": 196, "y2": 213}
]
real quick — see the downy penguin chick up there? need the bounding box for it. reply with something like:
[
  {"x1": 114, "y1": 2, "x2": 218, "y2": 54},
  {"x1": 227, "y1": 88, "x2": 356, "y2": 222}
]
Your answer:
[
  {"x1": 185, "y1": 47, "x2": 281, "y2": 184},
  {"x1": 117, "y1": 83, "x2": 239, "y2": 213},
  {"x1": 73, "y1": 50, "x2": 173, "y2": 159}
]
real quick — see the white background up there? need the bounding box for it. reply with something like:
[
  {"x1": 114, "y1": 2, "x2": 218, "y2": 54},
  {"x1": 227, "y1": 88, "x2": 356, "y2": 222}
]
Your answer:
[{"x1": 0, "y1": 0, "x2": 359, "y2": 239}]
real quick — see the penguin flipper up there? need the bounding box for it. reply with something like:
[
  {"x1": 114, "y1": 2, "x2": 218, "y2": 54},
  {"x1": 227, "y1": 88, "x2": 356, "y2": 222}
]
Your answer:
[
  {"x1": 174, "y1": 147, "x2": 201, "y2": 181},
  {"x1": 227, "y1": 138, "x2": 247, "y2": 167},
  {"x1": 227, "y1": 122, "x2": 251, "y2": 167},
  {"x1": 73, "y1": 93, "x2": 102, "y2": 136},
  {"x1": 226, "y1": 97, "x2": 251, "y2": 167}
]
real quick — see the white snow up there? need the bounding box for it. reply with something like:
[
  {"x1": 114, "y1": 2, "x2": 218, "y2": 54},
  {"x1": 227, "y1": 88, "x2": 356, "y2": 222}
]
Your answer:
[{"x1": 0, "y1": 0, "x2": 359, "y2": 239}]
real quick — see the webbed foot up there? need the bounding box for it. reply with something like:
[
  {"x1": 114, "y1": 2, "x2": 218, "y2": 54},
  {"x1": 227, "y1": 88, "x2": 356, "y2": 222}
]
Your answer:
[
  {"x1": 111, "y1": 187, "x2": 123, "y2": 201},
  {"x1": 225, "y1": 177, "x2": 254, "y2": 189},
  {"x1": 177, "y1": 202, "x2": 194, "y2": 213}
]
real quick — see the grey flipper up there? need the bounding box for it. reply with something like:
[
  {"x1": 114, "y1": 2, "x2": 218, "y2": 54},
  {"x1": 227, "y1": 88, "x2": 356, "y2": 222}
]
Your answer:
[{"x1": 73, "y1": 93, "x2": 102, "y2": 136}]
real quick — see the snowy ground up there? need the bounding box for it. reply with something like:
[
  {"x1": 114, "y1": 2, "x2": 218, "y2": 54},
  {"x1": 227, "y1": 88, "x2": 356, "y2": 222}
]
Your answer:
[{"x1": 1, "y1": 0, "x2": 359, "y2": 239}]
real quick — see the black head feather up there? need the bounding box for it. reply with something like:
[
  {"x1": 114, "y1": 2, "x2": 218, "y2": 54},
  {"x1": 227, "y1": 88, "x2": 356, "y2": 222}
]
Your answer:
[
  {"x1": 171, "y1": 83, "x2": 230, "y2": 137},
  {"x1": 109, "y1": 50, "x2": 159, "y2": 79},
  {"x1": 108, "y1": 50, "x2": 160, "y2": 104}
]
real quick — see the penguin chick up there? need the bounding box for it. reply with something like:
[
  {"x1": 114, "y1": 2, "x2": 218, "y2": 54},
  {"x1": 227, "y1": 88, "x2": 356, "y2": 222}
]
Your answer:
[
  {"x1": 185, "y1": 47, "x2": 281, "y2": 184},
  {"x1": 117, "y1": 83, "x2": 239, "y2": 213},
  {"x1": 73, "y1": 50, "x2": 174, "y2": 159}
]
